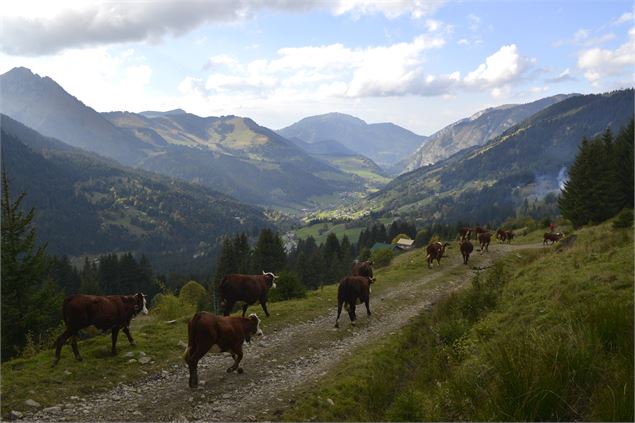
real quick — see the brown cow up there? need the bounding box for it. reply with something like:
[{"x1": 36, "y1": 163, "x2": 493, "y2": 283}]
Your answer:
[
  {"x1": 505, "y1": 230, "x2": 515, "y2": 243},
  {"x1": 543, "y1": 232, "x2": 564, "y2": 245},
  {"x1": 426, "y1": 241, "x2": 449, "y2": 268},
  {"x1": 334, "y1": 276, "x2": 374, "y2": 328},
  {"x1": 183, "y1": 312, "x2": 262, "y2": 388},
  {"x1": 52, "y1": 293, "x2": 148, "y2": 367},
  {"x1": 220, "y1": 271, "x2": 278, "y2": 317},
  {"x1": 459, "y1": 239, "x2": 474, "y2": 265},
  {"x1": 478, "y1": 232, "x2": 491, "y2": 253},
  {"x1": 351, "y1": 260, "x2": 374, "y2": 278},
  {"x1": 458, "y1": 227, "x2": 471, "y2": 241},
  {"x1": 496, "y1": 229, "x2": 507, "y2": 242}
]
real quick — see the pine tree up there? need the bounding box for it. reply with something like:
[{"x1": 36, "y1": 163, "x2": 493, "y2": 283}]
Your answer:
[
  {"x1": 559, "y1": 138, "x2": 595, "y2": 227},
  {"x1": 614, "y1": 119, "x2": 634, "y2": 208},
  {"x1": 252, "y1": 228, "x2": 286, "y2": 274},
  {"x1": 1, "y1": 171, "x2": 62, "y2": 360}
]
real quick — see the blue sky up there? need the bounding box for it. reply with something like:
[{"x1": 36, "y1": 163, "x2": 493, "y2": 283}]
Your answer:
[{"x1": 1, "y1": 1, "x2": 633, "y2": 135}]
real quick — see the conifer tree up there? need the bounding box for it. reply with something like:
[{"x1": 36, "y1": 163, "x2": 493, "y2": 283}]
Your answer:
[
  {"x1": 252, "y1": 228, "x2": 286, "y2": 273},
  {"x1": 1, "y1": 171, "x2": 62, "y2": 360}
]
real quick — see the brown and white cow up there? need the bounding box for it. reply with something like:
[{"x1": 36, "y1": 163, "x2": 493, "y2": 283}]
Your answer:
[
  {"x1": 496, "y1": 229, "x2": 507, "y2": 242},
  {"x1": 458, "y1": 227, "x2": 471, "y2": 241},
  {"x1": 543, "y1": 232, "x2": 564, "y2": 245},
  {"x1": 52, "y1": 293, "x2": 148, "y2": 366},
  {"x1": 183, "y1": 312, "x2": 262, "y2": 388},
  {"x1": 351, "y1": 260, "x2": 374, "y2": 279},
  {"x1": 334, "y1": 276, "x2": 374, "y2": 328},
  {"x1": 459, "y1": 239, "x2": 474, "y2": 265},
  {"x1": 478, "y1": 232, "x2": 491, "y2": 253},
  {"x1": 220, "y1": 271, "x2": 278, "y2": 317},
  {"x1": 426, "y1": 241, "x2": 449, "y2": 268}
]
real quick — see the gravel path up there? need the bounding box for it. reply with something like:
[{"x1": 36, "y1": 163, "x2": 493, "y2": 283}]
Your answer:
[{"x1": 23, "y1": 243, "x2": 540, "y2": 422}]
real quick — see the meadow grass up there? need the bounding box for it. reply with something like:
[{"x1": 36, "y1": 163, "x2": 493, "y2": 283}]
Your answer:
[
  {"x1": 282, "y1": 220, "x2": 633, "y2": 421},
  {"x1": 0, "y1": 238, "x2": 445, "y2": 415}
]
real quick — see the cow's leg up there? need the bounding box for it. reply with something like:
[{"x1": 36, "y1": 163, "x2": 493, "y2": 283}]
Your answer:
[
  {"x1": 111, "y1": 327, "x2": 120, "y2": 355},
  {"x1": 227, "y1": 347, "x2": 243, "y2": 373},
  {"x1": 123, "y1": 326, "x2": 135, "y2": 345},
  {"x1": 364, "y1": 298, "x2": 371, "y2": 316},
  {"x1": 348, "y1": 302, "x2": 357, "y2": 325},
  {"x1": 335, "y1": 299, "x2": 343, "y2": 328},
  {"x1": 186, "y1": 338, "x2": 212, "y2": 388},
  {"x1": 71, "y1": 336, "x2": 82, "y2": 361},
  {"x1": 241, "y1": 304, "x2": 249, "y2": 318},
  {"x1": 260, "y1": 300, "x2": 270, "y2": 317},
  {"x1": 52, "y1": 329, "x2": 73, "y2": 367},
  {"x1": 223, "y1": 300, "x2": 235, "y2": 316}
]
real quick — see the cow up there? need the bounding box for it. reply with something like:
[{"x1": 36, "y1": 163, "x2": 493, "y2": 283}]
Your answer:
[
  {"x1": 459, "y1": 239, "x2": 474, "y2": 265},
  {"x1": 52, "y1": 293, "x2": 148, "y2": 367},
  {"x1": 183, "y1": 312, "x2": 262, "y2": 388},
  {"x1": 220, "y1": 271, "x2": 278, "y2": 317},
  {"x1": 351, "y1": 260, "x2": 374, "y2": 279},
  {"x1": 478, "y1": 232, "x2": 491, "y2": 254},
  {"x1": 543, "y1": 232, "x2": 564, "y2": 245},
  {"x1": 496, "y1": 229, "x2": 507, "y2": 242},
  {"x1": 426, "y1": 241, "x2": 449, "y2": 268},
  {"x1": 471, "y1": 226, "x2": 488, "y2": 239},
  {"x1": 458, "y1": 227, "x2": 471, "y2": 241},
  {"x1": 334, "y1": 276, "x2": 374, "y2": 328},
  {"x1": 505, "y1": 230, "x2": 515, "y2": 243}
]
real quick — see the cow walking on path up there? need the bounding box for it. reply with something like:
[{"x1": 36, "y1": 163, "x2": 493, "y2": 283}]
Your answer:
[
  {"x1": 459, "y1": 239, "x2": 474, "y2": 265},
  {"x1": 220, "y1": 272, "x2": 278, "y2": 317},
  {"x1": 544, "y1": 232, "x2": 564, "y2": 245},
  {"x1": 426, "y1": 241, "x2": 449, "y2": 268},
  {"x1": 334, "y1": 276, "x2": 374, "y2": 328},
  {"x1": 478, "y1": 232, "x2": 491, "y2": 253},
  {"x1": 183, "y1": 312, "x2": 262, "y2": 388},
  {"x1": 52, "y1": 293, "x2": 147, "y2": 367}
]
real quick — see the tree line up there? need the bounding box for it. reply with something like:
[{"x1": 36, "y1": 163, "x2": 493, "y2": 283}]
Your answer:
[{"x1": 559, "y1": 120, "x2": 634, "y2": 227}]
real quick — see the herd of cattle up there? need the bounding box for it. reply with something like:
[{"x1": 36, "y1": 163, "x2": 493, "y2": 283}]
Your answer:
[{"x1": 51, "y1": 227, "x2": 565, "y2": 388}]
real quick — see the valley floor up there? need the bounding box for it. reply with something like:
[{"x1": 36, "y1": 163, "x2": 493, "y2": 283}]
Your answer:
[{"x1": 19, "y1": 242, "x2": 541, "y2": 422}]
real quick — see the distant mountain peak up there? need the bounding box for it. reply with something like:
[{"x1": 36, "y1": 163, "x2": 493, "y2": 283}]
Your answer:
[{"x1": 139, "y1": 108, "x2": 187, "y2": 118}]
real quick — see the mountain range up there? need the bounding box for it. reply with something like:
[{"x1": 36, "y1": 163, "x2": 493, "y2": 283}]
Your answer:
[
  {"x1": 278, "y1": 112, "x2": 426, "y2": 170},
  {"x1": 402, "y1": 94, "x2": 577, "y2": 172},
  {"x1": 0, "y1": 114, "x2": 269, "y2": 273},
  {"x1": 0, "y1": 68, "x2": 370, "y2": 208},
  {"x1": 371, "y1": 89, "x2": 634, "y2": 225}
]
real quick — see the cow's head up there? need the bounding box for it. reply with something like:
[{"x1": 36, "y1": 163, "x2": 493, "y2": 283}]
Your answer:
[
  {"x1": 262, "y1": 271, "x2": 278, "y2": 289},
  {"x1": 246, "y1": 313, "x2": 263, "y2": 343},
  {"x1": 134, "y1": 293, "x2": 148, "y2": 315}
]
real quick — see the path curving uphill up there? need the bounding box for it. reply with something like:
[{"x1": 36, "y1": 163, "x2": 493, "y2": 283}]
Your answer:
[{"x1": 25, "y1": 243, "x2": 542, "y2": 422}]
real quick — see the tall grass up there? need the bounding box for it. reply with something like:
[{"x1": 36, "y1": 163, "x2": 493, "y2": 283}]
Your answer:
[{"x1": 283, "y1": 220, "x2": 634, "y2": 422}]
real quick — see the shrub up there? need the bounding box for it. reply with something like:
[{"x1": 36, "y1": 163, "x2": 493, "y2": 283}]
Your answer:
[
  {"x1": 613, "y1": 209, "x2": 633, "y2": 229},
  {"x1": 153, "y1": 294, "x2": 190, "y2": 320},
  {"x1": 269, "y1": 271, "x2": 306, "y2": 302},
  {"x1": 179, "y1": 280, "x2": 207, "y2": 306},
  {"x1": 370, "y1": 248, "x2": 393, "y2": 268},
  {"x1": 358, "y1": 247, "x2": 371, "y2": 261},
  {"x1": 414, "y1": 229, "x2": 431, "y2": 248}
]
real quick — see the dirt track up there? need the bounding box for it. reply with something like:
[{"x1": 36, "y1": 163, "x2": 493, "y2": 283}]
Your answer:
[{"x1": 24, "y1": 243, "x2": 541, "y2": 422}]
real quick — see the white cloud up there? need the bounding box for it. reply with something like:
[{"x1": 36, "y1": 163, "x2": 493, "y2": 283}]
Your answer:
[
  {"x1": 464, "y1": 44, "x2": 529, "y2": 88},
  {"x1": 613, "y1": 12, "x2": 634, "y2": 25},
  {"x1": 190, "y1": 35, "x2": 449, "y2": 98},
  {"x1": 577, "y1": 27, "x2": 635, "y2": 86},
  {"x1": 0, "y1": 0, "x2": 446, "y2": 56}
]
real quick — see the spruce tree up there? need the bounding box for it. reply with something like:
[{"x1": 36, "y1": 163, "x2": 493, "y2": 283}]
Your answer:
[
  {"x1": 252, "y1": 228, "x2": 286, "y2": 274},
  {"x1": 614, "y1": 119, "x2": 634, "y2": 208},
  {"x1": 1, "y1": 171, "x2": 62, "y2": 360}
]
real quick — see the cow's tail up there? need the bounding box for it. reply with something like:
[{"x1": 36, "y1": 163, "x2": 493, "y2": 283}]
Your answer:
[{"x1": 182, "y1": 312, "x2": 201, "y2": 363}]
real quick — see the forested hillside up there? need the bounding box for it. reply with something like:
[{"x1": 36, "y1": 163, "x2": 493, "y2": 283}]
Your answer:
[
  {"x1": 0, "y1": 115, "x2": 269, "y2": 270},
  {"x1": 371, "y1": 89, "x2": 634, "y2": 225}
]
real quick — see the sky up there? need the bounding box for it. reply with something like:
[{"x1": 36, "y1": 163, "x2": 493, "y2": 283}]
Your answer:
[{"x1": 1, "y1": 0, "x2": 633, "y2": 135}]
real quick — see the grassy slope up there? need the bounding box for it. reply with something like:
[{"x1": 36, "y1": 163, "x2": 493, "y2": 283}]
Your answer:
[
  {"x1": 0, "y1": 238, "x2": 448, "y2": 416},
  {"x1": 282, "y1": 220, "x2": 634, "y2": 421}
]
